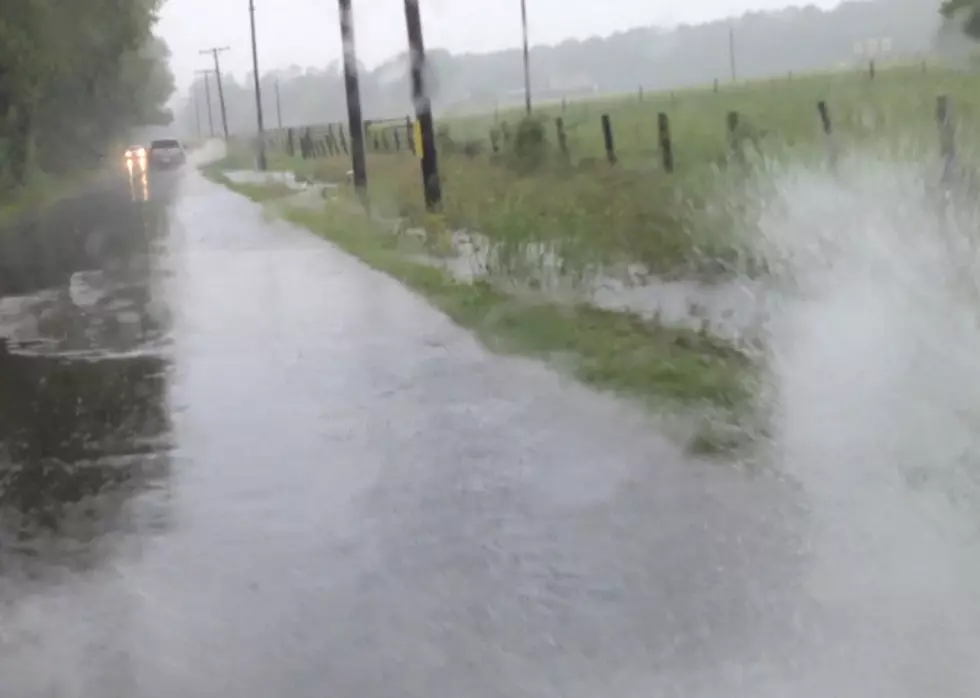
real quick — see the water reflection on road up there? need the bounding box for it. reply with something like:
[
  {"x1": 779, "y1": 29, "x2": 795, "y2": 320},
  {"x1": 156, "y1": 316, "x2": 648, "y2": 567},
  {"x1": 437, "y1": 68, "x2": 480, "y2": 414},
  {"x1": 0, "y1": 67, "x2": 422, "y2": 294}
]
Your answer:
[
  {"x1": 0, "y1": 170, "x2": 176, "y2": 572},
  {"x1": 0, "y1": 164, "x2": 808, "y2": 698}
]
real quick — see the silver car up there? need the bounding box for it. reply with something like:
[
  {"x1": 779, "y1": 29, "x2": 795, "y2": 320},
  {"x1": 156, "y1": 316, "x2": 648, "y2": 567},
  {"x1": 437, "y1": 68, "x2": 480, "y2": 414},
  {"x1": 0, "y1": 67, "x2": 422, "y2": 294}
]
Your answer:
[{"x1": 148, "y1": 138, "x2": 186, "y2": 170}]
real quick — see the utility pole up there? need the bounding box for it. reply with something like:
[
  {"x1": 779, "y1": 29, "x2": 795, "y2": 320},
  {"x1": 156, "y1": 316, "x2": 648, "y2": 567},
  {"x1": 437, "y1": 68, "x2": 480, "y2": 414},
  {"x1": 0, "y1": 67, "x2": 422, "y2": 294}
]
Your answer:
[
  {"x1": 200, "y1": 47, "x2": 231, "y2": 139},
  {"x1": 195, "y1": 69, "x2": 216, "y2": 137},
  {"x1": 338, "y1": 0, "x2": 367, "y2": 194},
  {"x1": 192, "y1": 84, "x2": 202, "y2": 139},
  {"x1": 248, "y1": 0, "x2": 266, "y2": 170},
  {"x1": 275, "y1": 78, "x2": 283, "y2": 129},
  {"x1": 404, "y1": 0, "x2": 441, "y2": 211},
  {"x1": 520, "y1": 0, "x2": 531, "y2": 114},
  {"x1": 728, "y1": 22, "x2": 737, "y2": 83}
]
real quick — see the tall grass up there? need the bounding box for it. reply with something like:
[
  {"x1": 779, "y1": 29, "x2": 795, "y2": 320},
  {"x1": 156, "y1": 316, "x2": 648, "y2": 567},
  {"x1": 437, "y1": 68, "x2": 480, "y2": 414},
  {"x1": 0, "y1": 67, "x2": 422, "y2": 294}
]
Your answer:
[{"x1": 253, "y1": 64, "x2": 977, "y2": 281}]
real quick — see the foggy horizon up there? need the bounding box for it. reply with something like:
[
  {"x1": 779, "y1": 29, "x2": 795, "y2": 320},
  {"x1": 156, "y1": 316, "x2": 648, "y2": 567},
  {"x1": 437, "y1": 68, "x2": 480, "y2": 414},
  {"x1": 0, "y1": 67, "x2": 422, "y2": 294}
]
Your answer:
[{"x1": 157, "y1": 0, "x2": 844, "y2": 93}]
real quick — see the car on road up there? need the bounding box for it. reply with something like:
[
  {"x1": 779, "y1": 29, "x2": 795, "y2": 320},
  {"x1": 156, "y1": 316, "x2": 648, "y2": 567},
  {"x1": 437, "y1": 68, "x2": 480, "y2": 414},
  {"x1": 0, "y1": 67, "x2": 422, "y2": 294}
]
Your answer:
[
  {"x1": 123, "y1": 144, "x2": 148, "y2": 171},
  {"x1": 148, "y1": 138, "x2": 186, "y2": 170}
]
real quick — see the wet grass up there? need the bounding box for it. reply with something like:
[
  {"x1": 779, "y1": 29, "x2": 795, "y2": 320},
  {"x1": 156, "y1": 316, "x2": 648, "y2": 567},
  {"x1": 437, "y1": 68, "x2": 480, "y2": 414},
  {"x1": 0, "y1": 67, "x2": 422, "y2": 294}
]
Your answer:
[
  {"x1": 206, "y1": 167, "x2": 752, "y2": 418},
  {"x1": 439, "y1": 62, "x2": 970, "y2": 163},
  {"x1": 0, "y1": 168, "x2": 110, "y2": 226},
  {"x1": 235, "y1": 143, "x2": 740, "y2": 281},
  {"x1": 251, "y1": 64, "x2": 972, "y2": 282},
  {"x1": 281, "y1": 199, "x2": 752, "y2": 409}
]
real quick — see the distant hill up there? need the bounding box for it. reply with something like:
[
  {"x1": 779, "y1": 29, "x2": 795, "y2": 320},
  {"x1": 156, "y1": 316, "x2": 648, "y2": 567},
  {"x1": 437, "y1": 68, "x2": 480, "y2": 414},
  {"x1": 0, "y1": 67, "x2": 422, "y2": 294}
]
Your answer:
[{"x1": 177, "y1": 0, "x2": 948, "y2": 135}]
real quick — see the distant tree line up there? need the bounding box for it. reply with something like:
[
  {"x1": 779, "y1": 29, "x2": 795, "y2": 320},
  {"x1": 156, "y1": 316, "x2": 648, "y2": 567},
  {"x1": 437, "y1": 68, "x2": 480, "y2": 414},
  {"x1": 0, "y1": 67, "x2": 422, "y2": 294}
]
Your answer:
[
  {"x1": 0, "y1": 0, "x2": 175, "y2": 190},
  {"x1": 176, "y1": 0, "x2": 946, "y2": 137}
]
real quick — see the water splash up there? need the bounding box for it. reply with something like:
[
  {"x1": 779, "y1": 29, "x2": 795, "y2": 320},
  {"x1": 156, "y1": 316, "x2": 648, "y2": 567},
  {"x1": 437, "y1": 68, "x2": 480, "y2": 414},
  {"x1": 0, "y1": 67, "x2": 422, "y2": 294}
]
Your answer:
[{"x1": 749, "y1": 153, "x2": 980, "y2": 695}]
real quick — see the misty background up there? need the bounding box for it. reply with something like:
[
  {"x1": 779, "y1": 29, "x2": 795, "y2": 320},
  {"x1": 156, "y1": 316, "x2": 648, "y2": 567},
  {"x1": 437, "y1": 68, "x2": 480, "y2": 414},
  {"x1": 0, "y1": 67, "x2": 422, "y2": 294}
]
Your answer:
[{"x1": 163, "y1": 0, "x2": 968, "y2": 137}]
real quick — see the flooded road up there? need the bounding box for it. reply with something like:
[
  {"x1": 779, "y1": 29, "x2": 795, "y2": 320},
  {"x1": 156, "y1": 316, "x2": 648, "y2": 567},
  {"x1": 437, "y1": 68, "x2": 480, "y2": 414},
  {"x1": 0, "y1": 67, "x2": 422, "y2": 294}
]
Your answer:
[{"x1": 0, "y1": 163, "x2": 808, "y2": 697}]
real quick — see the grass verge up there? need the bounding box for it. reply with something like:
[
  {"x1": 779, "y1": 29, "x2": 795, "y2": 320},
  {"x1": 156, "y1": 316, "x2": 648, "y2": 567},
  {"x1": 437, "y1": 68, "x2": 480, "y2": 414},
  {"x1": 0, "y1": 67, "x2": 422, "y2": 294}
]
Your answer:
[
  {"x1": 0, "y1": 167, "x2": 109, "y2": 226},
  {"x1": 206, "y1": 167, "x2": 756, "y2": 453}
]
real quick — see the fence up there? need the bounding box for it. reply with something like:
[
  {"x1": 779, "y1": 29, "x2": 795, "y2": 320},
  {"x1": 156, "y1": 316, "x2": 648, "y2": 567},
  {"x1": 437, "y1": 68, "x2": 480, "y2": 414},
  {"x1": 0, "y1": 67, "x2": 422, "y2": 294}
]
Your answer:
[
  {"x1": 259, "y1": 117, "x2": 417, "y2": 162},
  {"x1": 258, "y1": 91, "x2": 959, "y2": 181}
]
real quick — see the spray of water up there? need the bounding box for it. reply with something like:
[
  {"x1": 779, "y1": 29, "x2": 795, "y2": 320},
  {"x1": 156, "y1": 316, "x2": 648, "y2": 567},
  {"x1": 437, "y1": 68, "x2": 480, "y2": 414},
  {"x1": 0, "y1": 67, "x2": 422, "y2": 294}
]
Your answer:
[{"x1": 746, "y1": 151, "x2": 980, "y2": 695}]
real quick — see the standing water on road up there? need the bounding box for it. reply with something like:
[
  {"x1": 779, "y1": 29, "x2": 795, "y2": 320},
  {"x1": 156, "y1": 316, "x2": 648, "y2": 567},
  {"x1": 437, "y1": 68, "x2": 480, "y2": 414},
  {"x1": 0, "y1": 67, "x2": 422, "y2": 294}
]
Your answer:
[{"x1": 0, "y1": 157, "x2": 978, "y2": 697}]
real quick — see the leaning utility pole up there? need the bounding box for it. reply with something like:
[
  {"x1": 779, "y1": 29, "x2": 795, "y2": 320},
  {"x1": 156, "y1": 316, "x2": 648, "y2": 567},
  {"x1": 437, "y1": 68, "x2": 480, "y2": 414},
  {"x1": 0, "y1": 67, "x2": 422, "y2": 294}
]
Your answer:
[
  {"x1": 404, "y1": 0, "x2": 441, "y2": 211},
  {"x1": 195, "y1": 69, "x2": 216, "y2": 137},
  {"x1": 337, "y1": 0, "x2": 367, "y2": 194},
  {"x1": 248, "y1": 0, "x2": 267, "y2": 170},
  {"x1": 200, "y1": 47, "x2": 231, "y2": 139}
]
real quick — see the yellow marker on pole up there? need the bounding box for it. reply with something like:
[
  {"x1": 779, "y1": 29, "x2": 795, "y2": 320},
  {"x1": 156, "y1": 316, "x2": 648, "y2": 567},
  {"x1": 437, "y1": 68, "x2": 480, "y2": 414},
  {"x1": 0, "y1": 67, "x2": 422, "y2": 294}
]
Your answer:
[{"x1": 413, "y1": 119, "x2": 423, "y2": 159}]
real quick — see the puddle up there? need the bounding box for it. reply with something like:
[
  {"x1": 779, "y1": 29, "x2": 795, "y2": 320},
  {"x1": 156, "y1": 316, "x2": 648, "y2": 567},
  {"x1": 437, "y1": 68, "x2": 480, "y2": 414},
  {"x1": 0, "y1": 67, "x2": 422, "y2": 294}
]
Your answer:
[
  {"x1": 408, "y1": 228, "x2": 769, "y2": 346},
  {"x1": 0, "y1": 271, "x2": 169, "y2": 359},
  {"x1": 226, "y1": 170, "x2": 338, "y2": 196}
]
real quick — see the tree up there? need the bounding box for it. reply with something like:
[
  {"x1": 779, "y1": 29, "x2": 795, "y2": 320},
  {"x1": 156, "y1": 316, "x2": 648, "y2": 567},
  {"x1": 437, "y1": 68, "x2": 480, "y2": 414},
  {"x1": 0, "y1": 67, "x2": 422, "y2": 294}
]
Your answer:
[
  {"x1": 0, "y1": 0, "x2": 175, "y2": 188},
  {"x1": 941, "y1": 0, "x2": 980, "y2": 39}
]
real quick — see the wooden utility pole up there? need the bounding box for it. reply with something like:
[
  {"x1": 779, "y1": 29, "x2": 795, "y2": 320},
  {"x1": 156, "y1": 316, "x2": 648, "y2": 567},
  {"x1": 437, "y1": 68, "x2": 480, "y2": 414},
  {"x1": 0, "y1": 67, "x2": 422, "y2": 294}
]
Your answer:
[
  {"x1": 403, "y1": 0, "x2": 442, "y2": 210},
  {"x1": 248, "y1": 0, "x2": 266, "y2": 170},
  {"x1": 521, "y1": 0, "x2": 532, "y2": 114},
  {"x1": 200, "y1": 47, "x2": 231, "y2": 139},
  {"x1": 728, "y1": 23, "x2": 737, "y2": 83},
  {"x1": 195, "y1": 69, "x2": 216, "y2": 137},
  {"x1": 275, "y1": 79, "x2": 283, "y2": 129},
  {"x1": 338, "y1": 0, "x2": 367, "y2": 194}
]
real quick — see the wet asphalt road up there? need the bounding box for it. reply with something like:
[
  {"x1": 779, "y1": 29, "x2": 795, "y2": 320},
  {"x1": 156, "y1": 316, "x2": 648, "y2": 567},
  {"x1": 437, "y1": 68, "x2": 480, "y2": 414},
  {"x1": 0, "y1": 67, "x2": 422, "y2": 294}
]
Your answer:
[{"x1": 0, "y1": 162, "x2": 808, "y2": 697}]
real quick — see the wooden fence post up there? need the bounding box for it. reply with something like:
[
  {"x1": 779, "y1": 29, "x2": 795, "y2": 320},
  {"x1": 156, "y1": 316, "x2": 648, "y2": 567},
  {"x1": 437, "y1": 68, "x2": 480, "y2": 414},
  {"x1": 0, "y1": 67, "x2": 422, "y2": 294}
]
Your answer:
[
  {"x1": 817, "y1": 100, "x2": 837, "y2": 170},
  {"x1": 338, "y1": 125, "x2": 349, "y2": 156},
  {"x1": 601, "y1": 114, "x2": 616, "y2": 165},
  {"x1": 405, "y1": 116, "x2": 416, "y2": 155},
  {"x1": 937, "y1": 95, "x2": 955, "y2": 185},
  {"x1": 658, "y1": 112, "x2": 673, "y2": 173},
  {"x1": 726, "y1": 111, "x2": 741, "y2": 163},
  {"x1": 555, "y1": 117, "x2": 569, "y2": 159}
]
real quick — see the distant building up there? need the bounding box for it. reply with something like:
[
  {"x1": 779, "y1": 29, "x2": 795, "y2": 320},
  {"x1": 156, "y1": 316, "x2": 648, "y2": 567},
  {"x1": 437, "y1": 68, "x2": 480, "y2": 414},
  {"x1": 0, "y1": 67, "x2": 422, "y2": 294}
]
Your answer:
[{"x1": 853, "y1": 37, "x2": 893, "y2": 58}]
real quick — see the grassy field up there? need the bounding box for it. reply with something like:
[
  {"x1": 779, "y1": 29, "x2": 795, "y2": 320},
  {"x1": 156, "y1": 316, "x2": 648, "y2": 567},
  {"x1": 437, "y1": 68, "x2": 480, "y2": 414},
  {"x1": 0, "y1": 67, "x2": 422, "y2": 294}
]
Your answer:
[{"x1": 245, "y1": 63, "x2": 977, "y2": 282}]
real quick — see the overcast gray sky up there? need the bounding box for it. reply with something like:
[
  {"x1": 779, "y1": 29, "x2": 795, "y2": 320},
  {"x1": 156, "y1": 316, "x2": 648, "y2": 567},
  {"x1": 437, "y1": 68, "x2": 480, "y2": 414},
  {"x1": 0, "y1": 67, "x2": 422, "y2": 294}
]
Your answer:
[{"x1": 158, "y1": 0, "x2": 842, "y2": 91}]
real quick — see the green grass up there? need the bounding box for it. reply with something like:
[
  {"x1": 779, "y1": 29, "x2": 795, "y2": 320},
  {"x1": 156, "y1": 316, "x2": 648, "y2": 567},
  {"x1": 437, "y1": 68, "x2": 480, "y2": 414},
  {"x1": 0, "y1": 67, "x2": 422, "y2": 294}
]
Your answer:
[
  {"x1": 207, "y1": 170, "x2": 753, "y2": 420},
  {"x1": 0, "y1": 167, "x2": 108, "y2": 225},
  {"x1": 248, "y1": 63, "x2": 977, "y2": 283},
  {"x1": 287, "y1": 199, "x2": 752, "y2": 408},
  {"x1": 441, "y1": 62, "x2": 972, "y2": 164}
]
